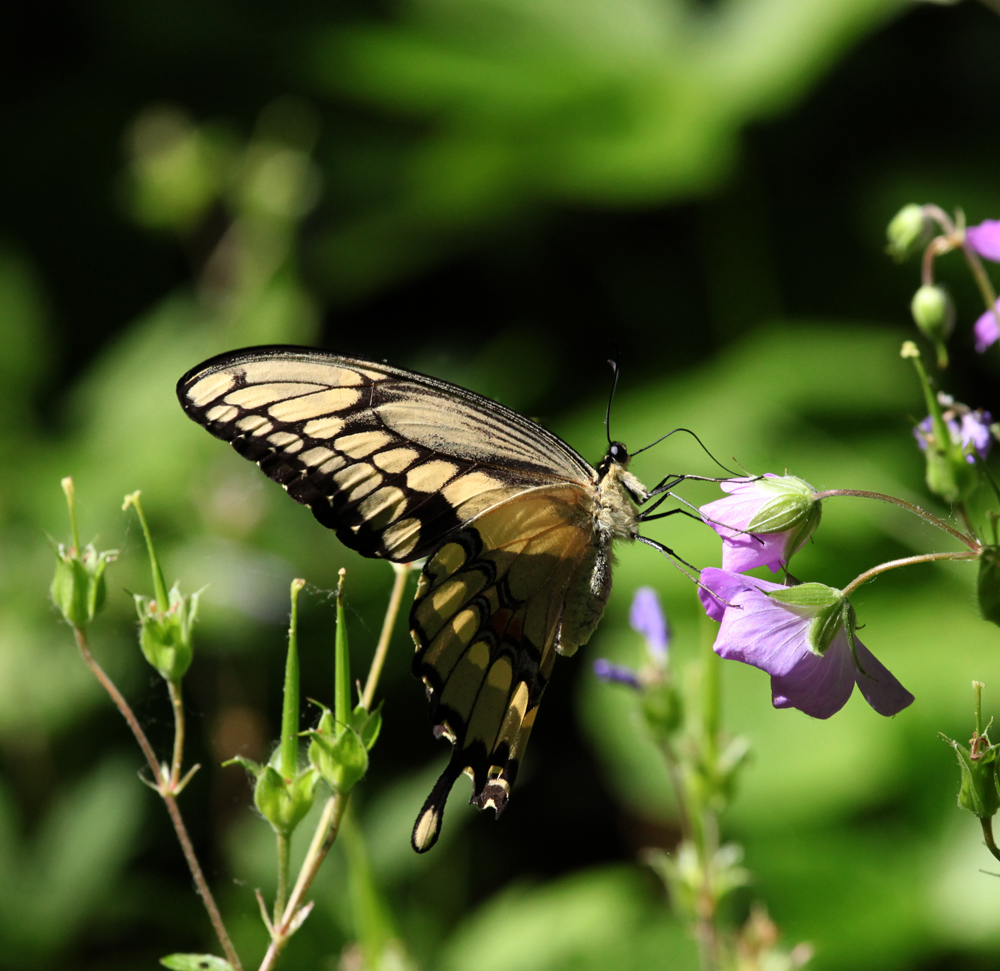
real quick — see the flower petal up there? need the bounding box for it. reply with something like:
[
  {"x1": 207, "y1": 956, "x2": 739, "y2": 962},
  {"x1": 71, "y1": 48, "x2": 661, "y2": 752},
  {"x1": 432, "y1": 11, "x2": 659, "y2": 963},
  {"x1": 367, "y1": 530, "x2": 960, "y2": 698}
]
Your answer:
[
  {"x1": 852, "y1": 640, "x2": 914, "y2": 716},
  {"x1": 698, "y1": 567, "x2": 761, "y2": 622},
  {"x1": 714, "y1": 587, "x2": 816, "y2": 677},
  {"x1": 966, "y1": 220, "x2": 1000, "y2": 263},
  {"x1": 770, "y1": 629, "x2": 855, "y2": 718},
  {"x1": 974, "y1": 303, "x2": 1000, "y2": 353}
]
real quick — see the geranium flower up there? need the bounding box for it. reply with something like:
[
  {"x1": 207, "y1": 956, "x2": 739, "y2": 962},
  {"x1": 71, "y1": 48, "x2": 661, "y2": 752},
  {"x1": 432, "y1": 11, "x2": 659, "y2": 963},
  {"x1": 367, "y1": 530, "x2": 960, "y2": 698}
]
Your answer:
[
  {"x1": 700, "y1": 475, "x2": 821, "y2": 574},
  {"x1": 698, "y1": 569, "x2": 914, "y2": 719},
  {"x1": 966, "y1": 220, "x2": 1000, "y2": 263},
  {"x1": 914, "y1": 408, "x2": 993, "y2": 464},
  {"x1": 974, "y1": 301, "x2": 1000, "y2": 353}
]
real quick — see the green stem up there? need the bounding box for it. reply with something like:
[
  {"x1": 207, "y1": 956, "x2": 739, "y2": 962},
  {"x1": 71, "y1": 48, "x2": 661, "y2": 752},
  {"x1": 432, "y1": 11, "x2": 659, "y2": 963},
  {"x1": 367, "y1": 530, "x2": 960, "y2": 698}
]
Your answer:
[
  {"x1": 274, "y1": 831, "x2": 291, "y2": 927},
  {"x1": 810, "y1": 488, "x2": 978, "y2": 549},
  {"x1": 361, "y1": 563, "x2": 412, "y2": 711},
  {"x1": 841, "y1": 550, "x2": 980, "y2": 598},
  {"x1": 167, "y1": 679, "x2": 186, "y2": 788},
  {"x1": 258, "y1": 792, "x2": 348, "y2": 971},
  {"x1": 959, "y1": 240, "x2": 1000, "y2": 339},
  {"x1": 334, "y1": 570, "x2": 350, "y2": 726},
  {"x1": 981, "y1": 817, "x2": 1000, "y2": 865}
]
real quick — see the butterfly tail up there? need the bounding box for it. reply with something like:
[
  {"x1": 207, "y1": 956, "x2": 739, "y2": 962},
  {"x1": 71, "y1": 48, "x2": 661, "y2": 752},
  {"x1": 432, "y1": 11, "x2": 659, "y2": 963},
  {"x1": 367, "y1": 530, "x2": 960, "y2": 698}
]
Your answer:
[{"x1": 411, "y1": 755, "x2": 466, "y2": 853}]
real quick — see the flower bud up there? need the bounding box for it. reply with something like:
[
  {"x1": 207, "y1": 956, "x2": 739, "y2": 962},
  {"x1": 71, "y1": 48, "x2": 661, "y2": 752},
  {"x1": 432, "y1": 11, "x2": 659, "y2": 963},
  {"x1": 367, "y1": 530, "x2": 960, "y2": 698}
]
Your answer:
[
  {"x1": 943, "y1": 735, "x2": 1000, "y2": 819},
  {"x1": 886, "y1": 204, "x2": 930, "y2": 261},
  {"x1": 910, "y1": 285, "x2": 954, "y2": 367},
  {"x1": 978, "y1": 546, "x2": 1000, "y2": 627},
  {"x1": 307, "y1": 702, "x2": 381, "y2": 794},
  {"x1": 134, "y1": 584, "x2": 201, "y2": 682},
  {"x1": 50, "y1": 478, "x2": 117, "y2": 629},
  {"x1": 227, "y1": 753, "x2": 318, "y2": 835},
  {"x1": 51, "y1": 544, "x2": 116, "y2": 629}
]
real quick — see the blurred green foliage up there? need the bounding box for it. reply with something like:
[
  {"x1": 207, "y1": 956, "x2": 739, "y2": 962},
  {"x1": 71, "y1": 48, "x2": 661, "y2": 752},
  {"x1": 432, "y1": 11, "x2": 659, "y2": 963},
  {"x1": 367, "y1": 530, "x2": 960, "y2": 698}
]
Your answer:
[{"x1": 4, "y1": 0, "x2": 1000, "y2": 969}]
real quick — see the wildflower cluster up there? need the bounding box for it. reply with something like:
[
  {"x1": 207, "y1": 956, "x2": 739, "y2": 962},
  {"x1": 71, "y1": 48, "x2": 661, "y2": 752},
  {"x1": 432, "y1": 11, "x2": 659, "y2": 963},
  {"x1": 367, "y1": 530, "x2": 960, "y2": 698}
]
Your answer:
[{"x1": 682, "y1": 204, "x2": 1000, "y2": 723}]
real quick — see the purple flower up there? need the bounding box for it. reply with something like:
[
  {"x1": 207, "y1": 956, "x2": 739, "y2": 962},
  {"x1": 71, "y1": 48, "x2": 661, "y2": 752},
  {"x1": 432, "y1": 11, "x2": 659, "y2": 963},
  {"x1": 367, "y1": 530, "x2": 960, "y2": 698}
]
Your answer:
[
  {"x1": 914, "y1": 409, "x2": 992, "y2": 464},
  {"x1": 592, "y1": 658, "x2": 642, "y2": 690},
  {"x1": 629, "y1": 587, "x2": 669, "y2": 662},
  {"x1": 974, "y1": 301, "x2": 1000, "y2": 353},
  {"x1": 700, "y1": 475, "x2": 821, "y2": 575},
  {"x1": 961, "y1": 410, "x2": 993, "y2": 462},
  {"x1": 698, "y1": 569, "x2": 914, "y2": 719},
  {"x1": 966, "y1": 220, "x2": 1000, "y2": 263}
]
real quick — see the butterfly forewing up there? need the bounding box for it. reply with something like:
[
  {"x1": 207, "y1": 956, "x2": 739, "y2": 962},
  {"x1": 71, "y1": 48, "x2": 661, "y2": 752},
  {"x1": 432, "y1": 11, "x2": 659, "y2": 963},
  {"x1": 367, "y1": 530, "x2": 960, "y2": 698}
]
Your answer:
[{"x1": 177, "y1": 346, "x2": 593, "y2": 562}]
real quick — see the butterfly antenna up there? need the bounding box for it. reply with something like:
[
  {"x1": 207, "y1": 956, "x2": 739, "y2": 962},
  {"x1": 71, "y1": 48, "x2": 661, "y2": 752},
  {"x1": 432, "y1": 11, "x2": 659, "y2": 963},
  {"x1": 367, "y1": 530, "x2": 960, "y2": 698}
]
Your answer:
[
  {"x1": 631, "y1": 427, "x2": 742, "y2": 477},
  {"x1": 604, "y1": 351, "x2": 621, "y2": 447}
]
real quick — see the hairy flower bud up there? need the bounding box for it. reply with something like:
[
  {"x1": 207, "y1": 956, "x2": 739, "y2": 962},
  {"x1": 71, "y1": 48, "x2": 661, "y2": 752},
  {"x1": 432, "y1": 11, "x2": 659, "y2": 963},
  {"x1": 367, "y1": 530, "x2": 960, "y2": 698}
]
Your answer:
[
  {"x1": 886, "y1": 203, "x2": 930, "y2": 261},
  {"x1": 910, "y1": 285, "x2": 954, "y2": 367}
]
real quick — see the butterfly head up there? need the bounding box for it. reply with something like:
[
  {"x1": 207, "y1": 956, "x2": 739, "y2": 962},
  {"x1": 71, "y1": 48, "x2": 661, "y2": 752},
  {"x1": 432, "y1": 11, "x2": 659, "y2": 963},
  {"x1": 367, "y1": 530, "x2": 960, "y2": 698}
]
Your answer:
[{"x1": 597, "y1": 441, "x2": 630, "y2": 476}]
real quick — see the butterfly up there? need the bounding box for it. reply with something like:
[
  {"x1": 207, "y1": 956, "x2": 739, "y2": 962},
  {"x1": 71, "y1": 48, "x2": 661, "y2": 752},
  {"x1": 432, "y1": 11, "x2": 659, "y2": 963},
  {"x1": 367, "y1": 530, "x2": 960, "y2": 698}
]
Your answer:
[{"x1": 177, "y1": 345, "x2": 681, "y2": 851}]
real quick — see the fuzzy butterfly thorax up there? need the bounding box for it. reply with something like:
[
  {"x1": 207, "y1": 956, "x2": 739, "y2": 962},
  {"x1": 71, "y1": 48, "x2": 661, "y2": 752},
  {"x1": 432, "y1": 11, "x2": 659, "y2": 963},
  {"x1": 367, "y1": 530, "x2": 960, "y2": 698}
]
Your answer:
[{"x1": 177, "y1": 346, "x2": 657, "y2": 852}]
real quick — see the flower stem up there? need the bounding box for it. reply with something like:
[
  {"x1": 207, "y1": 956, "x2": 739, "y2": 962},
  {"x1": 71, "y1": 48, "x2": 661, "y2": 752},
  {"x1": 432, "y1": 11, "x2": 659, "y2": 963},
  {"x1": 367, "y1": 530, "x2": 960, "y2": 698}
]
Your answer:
[
  {"x1": 810, "y1": 489, "x2": 979, "y2": 549},
  {"x1": 258, "y1": 791, "x2": 348, "y2": 971},
  {"x1": 167, "y1": 678, "x2": 186, "y2": 788},
  {"x1": 842, "y1": 550, "x2": 980, "y2": 598},
  {"x1": 259, "y1": 564, "x2": 412, "y2": 969},
  {"x1": 959, "y1": 239, "x2": 1000, "y2": 339},
  {"x1": 981, "y1": 817, "x2": 1000, "y2": 865},
  {"x1": 73, "y1": 626, "x2": 241, "y2": 971},
  {"x1": 274, "y1": 831, "x2": 291, "y2": 927},
  {"x1": 361, "y1": 562, "x2": 412, "y2": 711}
]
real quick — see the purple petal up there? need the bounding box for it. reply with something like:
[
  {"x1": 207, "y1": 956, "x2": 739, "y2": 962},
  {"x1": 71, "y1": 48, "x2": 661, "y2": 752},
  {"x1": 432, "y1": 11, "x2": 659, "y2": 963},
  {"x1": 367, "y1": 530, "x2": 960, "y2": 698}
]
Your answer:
[
  {"x1": 966, "y1": 220, "x2": 1000, "y2": 262},
  {"x1": 629, "y1": 587, "x2": 669, "y2": 659},
  {"x1": 713, "y1": 585, "x2": 816, "y2": 677},
  {"x1": 698, "y1": 567, "x2": 763, "y2": 622},
  {"x1": 974, "y1": 303, "x2": 1000, "y2": 353},
  {"x1": 852, "y1": 639, "x2": 915, "y2": 716},
  {"x1": 770, "y1": 629, "x2": 855, "y2": 718},
  {"x1": 593, "y1": 658, "x2": 642, "y2": 690},
  {"x1": 719, "y1": 529, "x2": 793, "y2": 574},
  {"x1": 960, "y1": 410, "x2": 993, "y2": 462}
]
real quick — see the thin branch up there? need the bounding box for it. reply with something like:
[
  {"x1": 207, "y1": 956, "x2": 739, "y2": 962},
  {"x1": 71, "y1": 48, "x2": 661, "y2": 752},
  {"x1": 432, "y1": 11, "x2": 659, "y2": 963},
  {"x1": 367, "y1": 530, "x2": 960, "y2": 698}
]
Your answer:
[
  {"x1": 810, "y1": 489, "x2": 979, "y2": 549},
  {"x1": 361, "y1": 563, "x2": 412, "y2": 711},
  {"x1": 73, "y1": 626, "x2": 242, "y2": 971},
  {"x1": 841, "y1": 550, "x2": 979, "y2": 598}
]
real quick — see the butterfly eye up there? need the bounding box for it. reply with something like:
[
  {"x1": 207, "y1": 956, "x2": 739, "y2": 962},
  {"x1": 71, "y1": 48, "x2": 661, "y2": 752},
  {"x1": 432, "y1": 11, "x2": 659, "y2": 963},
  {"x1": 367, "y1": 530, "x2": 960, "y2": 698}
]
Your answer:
[{"x1": 609, "y1": 442, "x2": 628, "y2": 463}]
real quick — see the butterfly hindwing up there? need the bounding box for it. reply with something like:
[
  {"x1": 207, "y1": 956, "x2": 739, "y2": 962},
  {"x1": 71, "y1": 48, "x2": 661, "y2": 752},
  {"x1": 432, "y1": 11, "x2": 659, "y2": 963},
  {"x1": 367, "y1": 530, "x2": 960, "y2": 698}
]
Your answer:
[{"x1": 409, "y1": 485, "x2": 598, "y2": 851}]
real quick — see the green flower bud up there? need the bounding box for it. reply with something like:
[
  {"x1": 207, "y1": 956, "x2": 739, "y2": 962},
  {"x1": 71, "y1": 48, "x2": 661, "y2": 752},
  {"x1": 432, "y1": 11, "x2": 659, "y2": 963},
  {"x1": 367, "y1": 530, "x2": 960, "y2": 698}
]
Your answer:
[
  {"x1": 50, "y1": 479, "x2": 117, "y2": 629},
  {"x1": 911, "y1": 285, "x2": 954, "y2": 368},
  {"x1": 134, "y1": 584, "x2": 201, "y2": 682},
  {"x1": 886, "y1": 203, "x2": 930, "y2": 261},
  {"x1": 306, "y1": 702, "x2": 381, "y2": 794},
  {"x1": 51, "y1": 543, "x2": 116, "y2": 629},
  {"x1": 978, "y1": 546, "x2": 1000, "y2": 627},
  {"x1": 943, "y1": 734, "x2": 1000, "y2": 819},
  {"x1": 227, "y1": 753, "x2": 318, "y2": 835}
]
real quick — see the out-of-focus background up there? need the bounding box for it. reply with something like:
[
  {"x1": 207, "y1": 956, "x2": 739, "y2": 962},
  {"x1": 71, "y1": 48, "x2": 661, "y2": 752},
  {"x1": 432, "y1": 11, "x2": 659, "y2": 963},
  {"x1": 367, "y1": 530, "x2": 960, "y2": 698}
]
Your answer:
[{"x1": 4, "y1": 0, "x2": 1000, "y2": 968}]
